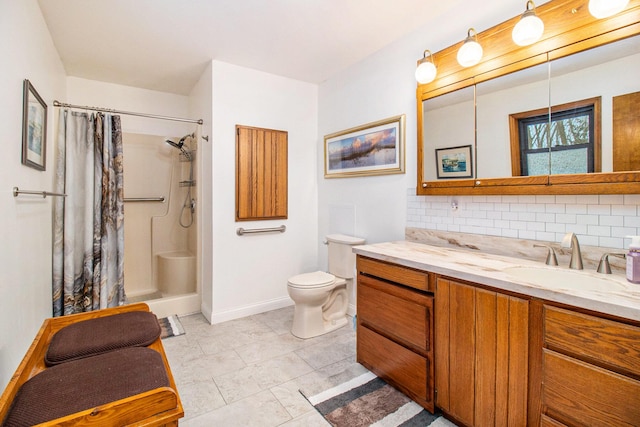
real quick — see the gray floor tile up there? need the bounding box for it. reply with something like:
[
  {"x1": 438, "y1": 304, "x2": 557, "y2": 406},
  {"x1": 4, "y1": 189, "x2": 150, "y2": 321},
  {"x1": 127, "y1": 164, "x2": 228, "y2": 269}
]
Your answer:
[{"x1": 164, "y1": 309, "x2": 360, "y2": 424}]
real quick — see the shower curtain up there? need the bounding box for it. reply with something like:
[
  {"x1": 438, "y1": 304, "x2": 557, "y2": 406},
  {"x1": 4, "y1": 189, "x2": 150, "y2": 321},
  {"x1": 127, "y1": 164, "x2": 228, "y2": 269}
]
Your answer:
[{"x1": 52, "y1": 110, "x2": 126, "y2": 316}]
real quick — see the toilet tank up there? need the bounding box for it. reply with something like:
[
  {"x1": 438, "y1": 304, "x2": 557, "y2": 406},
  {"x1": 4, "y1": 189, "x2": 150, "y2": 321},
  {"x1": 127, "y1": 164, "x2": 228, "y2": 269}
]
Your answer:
[{"x1": 326, "y1": 234, "x2": 366, "y2": 279}]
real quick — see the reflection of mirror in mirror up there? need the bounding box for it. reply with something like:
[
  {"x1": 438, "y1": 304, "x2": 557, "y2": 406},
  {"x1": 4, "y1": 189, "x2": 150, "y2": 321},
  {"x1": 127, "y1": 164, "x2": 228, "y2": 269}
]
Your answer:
[
  {"x1": 476, "y1": 61, "x2": 550, "y2": 178},
  {"x1": 422, "y1": 86, "x2": 475, "y2": 181},
  {"x1": 550, "y1": 34, "x2": 640, "y2": 173}
]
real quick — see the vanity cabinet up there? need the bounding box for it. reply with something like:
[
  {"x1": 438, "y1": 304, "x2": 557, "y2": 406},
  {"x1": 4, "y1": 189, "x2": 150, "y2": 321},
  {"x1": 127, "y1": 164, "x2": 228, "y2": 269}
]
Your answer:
[
  {"x1": 355, "y1": 256, "x2": 435, "y2": 412},
  {"x1": 435, "y1": 277, "x2": 529, "y2": 427},
  {"x1": 541, "y1": 305, "x2": 640, "y2": 426}
]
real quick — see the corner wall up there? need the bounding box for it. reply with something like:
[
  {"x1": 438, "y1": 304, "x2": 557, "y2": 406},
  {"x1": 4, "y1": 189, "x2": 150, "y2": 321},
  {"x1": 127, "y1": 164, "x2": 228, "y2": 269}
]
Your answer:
[{"x1": 0, "y1": 0, "x2": 67, "y2": 390}]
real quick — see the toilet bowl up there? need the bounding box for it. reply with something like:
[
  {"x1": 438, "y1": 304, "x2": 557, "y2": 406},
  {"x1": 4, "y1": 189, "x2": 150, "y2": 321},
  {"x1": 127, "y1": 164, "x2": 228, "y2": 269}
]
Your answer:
[
  {"x1": 287, "y1": 271, "x2": 348, "y2": 339},
  {"x1": 287, "y1": 234, "x2": 365, "y2": 339}
]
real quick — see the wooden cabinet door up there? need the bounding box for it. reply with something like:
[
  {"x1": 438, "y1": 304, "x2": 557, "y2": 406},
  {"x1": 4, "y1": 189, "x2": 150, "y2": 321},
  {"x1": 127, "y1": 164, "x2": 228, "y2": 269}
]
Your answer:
[
  {"x1": 435, "y1": 278, "x2": 529, "y2": 427},
  {"x1": 235, "y1": 125, "x2": 287, "y2": 221}
]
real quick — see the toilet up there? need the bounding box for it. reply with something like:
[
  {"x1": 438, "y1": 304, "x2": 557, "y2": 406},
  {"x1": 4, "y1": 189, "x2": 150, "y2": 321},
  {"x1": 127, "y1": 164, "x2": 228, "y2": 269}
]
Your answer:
[{"x1": 287, "y1": 234, "x2": 365, "y2": 339}]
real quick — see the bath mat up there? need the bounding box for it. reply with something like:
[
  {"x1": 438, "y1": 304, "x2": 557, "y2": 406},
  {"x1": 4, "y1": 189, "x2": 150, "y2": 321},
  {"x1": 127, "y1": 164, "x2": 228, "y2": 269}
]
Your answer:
[
  {"x1": 158, "y1": 315, "x2": 185, "y2": 339},
  {"x1": 301, "y1": 370, "x2": 452, "y2": 427}
]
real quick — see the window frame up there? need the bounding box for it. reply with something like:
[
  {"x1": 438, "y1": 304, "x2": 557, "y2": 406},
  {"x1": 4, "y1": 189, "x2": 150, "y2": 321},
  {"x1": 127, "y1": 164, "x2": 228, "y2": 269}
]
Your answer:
[{"x1": 509, "y1": 97, "x2": 601, "y2": 176}]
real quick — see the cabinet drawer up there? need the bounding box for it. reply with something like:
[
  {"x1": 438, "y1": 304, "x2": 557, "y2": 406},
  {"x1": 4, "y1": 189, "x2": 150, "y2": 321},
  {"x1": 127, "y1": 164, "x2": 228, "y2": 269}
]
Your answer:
[
  {"x1": 357, "y1": 325, "x2": 432, "y2": 411},
  {"x1": 544, "y1": 305, "x2": 640, "y2": 377},
  {"x1": 542, "y1": 349, "x2": 640, "y2": 426},
  {"x1": 357, "y1": 256, "x2": 432, "y2": 292},
  {"x1": 358, "y1": 276, "x2": 432, "y2": 354}
]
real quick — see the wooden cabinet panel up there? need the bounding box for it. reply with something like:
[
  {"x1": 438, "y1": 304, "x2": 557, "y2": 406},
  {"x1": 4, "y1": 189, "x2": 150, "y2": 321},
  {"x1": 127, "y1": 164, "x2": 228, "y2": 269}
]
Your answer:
[
  {"x1": 448, "y1": 279, "x2": 476, "y2": 426},
  {"x1": 235, "y1": 125, "x2": 287, "y2": 221},
  {"x1": 540, "y1": 414, "x2": 569, "y2": 427},
  {"x1": 544, "y1": 306, "x2": 640, "y2": 378},
  {"x1": 434, "y1": 277, "x2": 451, "y2": 413},
  {"x1": 357, "y1": 256, "x2": 432, "y2": 292},
  {"x1": 613, "y1": 91, "x2": 640, "y2": 172},
  {"x1": 357, "y1": 325, "x2": 432, "y2": 410},
  {"x1": 358, "y1": 275, "x2": 432, "y2": 354},
  {"x1": 542, "y1": 349, "x2": 640, "y2": 426},
  {"x1": 436, "y1": 278, "x2": 529, "y2": 427}
]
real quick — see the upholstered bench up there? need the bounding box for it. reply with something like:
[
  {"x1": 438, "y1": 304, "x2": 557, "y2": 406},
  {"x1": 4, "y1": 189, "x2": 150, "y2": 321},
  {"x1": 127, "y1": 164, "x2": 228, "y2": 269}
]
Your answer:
[
  {"x1": 0, "y1": 303, "x2": 183, "y2": 427},
  {"x1": 45, "y1": 310, "x2": 161, "y2": 366}
]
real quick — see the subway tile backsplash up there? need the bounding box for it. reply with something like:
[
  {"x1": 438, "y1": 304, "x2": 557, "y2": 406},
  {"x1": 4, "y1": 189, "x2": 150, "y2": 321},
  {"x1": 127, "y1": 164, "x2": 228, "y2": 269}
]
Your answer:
[{"x1": 407, "y1": 189, "x2": 640, "y2": 250}]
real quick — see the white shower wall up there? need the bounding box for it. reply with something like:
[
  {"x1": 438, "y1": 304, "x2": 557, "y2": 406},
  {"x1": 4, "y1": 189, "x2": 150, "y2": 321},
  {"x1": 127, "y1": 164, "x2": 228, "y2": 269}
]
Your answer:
[{"x1": 123, "y1": 132, "x2": 196, "y2": 299}]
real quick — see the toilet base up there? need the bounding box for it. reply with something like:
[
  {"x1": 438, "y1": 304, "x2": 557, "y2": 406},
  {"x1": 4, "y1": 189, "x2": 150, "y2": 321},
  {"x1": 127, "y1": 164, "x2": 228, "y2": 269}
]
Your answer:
[{"x1": 291, "y1": 311, "x2": 348, "y2": 339}]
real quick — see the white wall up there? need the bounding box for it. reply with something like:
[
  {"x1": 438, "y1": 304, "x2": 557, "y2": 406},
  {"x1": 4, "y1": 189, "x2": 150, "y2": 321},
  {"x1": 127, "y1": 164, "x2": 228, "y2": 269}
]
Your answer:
[
  {"x1": 209, "y1": 61, "x2": 318, "y2": 323},
  {"x1": 0, "y1": 0, "x2": 67, "y2": 390},
  {"x1": 317, "y1": 0, "x2": 523, "y2": 270},
  {"x1": 66, "y1": 77, "x2": 194, "y2": 137}
]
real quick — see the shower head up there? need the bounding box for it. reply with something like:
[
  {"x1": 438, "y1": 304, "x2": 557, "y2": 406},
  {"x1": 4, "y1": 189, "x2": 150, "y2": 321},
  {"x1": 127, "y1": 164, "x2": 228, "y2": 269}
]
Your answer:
[
  {"x1": 165, "y1": 139, "x2": 183, "y2": 149},
  {"x1": 165, "y1": 137, "x2": 192, "y2": 160}
]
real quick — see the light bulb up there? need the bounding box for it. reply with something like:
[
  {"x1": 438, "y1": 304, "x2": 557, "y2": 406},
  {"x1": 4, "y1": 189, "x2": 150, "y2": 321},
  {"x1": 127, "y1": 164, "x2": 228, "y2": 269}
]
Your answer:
[
  {"x1": 512, "y1": 1, "x2": 544, "y2": 46},
  {"x1": 415, "y1": 59, "x2": 437, "y2": 84},
  {"x1": 588, "y1": 0, "x2": 629, "y2": 19},
  {"x1": 457, "y1": 31, "x2": 483, "y2": 68}
]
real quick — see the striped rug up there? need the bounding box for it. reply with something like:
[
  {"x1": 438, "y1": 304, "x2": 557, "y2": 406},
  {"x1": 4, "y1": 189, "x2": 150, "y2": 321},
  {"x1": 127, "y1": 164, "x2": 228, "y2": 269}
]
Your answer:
[
  {"x1": 158, "y1": 315, "x2": 185, "y2": 339},
  {"x1": 302, "y1": 371, "x2": 451, "y2": 427}
]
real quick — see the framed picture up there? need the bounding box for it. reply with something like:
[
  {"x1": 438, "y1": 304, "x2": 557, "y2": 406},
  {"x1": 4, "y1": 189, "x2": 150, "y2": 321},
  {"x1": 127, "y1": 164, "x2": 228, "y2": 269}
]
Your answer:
[
  {"x1": 324, "y1": 114, "x2": 405, "y2": 178},
  {"x1": 22, "y1": 79, "x2": 47, "y2": 171},
  {"x1": 435, "y1": 145, "x2": 473, "y2": 179}
]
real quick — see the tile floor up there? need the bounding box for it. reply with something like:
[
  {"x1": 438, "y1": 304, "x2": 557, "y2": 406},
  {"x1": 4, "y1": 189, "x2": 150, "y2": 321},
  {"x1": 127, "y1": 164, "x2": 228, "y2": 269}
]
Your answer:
[{"x1": 162, "y1": 306, "x2": 368, "y2": 426}]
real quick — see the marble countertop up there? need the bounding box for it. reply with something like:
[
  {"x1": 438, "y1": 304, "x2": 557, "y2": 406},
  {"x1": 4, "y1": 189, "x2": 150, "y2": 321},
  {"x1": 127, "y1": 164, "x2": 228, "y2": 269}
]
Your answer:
[{"x1": 353, "y1": 241, "x2": 640, "y2": 322}]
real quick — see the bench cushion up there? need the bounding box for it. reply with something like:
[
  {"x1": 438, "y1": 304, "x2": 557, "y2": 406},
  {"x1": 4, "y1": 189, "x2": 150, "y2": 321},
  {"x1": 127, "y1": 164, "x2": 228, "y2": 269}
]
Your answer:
[
  {"x1": 2, "y1": 347, "x2": 169, "y2": 427},
  {"x1": 45, "y1": 311, "x2": 161, "y2": 366}
]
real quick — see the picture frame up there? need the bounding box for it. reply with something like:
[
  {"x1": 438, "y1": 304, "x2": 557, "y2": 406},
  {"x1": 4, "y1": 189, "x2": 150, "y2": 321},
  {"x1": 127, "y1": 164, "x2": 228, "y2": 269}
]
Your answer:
[
  {"x1": 324, "y1": 114, "x2": 405, "y2": 178},
  {"x1": 435, "y1": 145, "x2": 473, "y2": 179},
  {"x1": 22, "y1": 79, "x2": 47, "y2": 171}
]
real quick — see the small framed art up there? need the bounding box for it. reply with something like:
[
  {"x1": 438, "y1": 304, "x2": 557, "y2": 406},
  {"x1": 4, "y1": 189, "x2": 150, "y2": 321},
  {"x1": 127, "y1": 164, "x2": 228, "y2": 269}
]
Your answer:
[
  {"x1": 435, "y1": 145, "x2": 473, "y2": 179},
  {"x1": 22, "y1": 79, "x2": 47, "y2": 171}
]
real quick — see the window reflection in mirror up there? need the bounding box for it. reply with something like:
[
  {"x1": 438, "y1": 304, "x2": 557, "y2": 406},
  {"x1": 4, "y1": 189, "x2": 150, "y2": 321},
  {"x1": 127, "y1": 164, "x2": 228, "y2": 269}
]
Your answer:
[
  {"x1": 549, "y1": 34, "x2": 640, "y2": 173},
  {"x1": 422, "y1": 86, "x2": 475, "y2": 181},
  {"x1": 475, "y1": 61, "x2": 550, "y2": 178},
  {"x1": 511, "y1": 97, "x2": 600, "y2": 176}
]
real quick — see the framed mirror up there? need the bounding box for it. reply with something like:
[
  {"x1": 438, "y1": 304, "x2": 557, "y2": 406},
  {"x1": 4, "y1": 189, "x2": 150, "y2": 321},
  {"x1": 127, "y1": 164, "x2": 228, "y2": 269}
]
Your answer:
[{"x1": 417, "y1": 0, "x2": 640, "y2": 195}]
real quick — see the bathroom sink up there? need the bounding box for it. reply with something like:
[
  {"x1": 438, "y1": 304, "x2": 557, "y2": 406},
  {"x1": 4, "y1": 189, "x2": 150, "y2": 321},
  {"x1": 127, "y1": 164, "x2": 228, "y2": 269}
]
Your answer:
[{"x1": 503, "y1": 266, "x2": 625, "y2": 292}]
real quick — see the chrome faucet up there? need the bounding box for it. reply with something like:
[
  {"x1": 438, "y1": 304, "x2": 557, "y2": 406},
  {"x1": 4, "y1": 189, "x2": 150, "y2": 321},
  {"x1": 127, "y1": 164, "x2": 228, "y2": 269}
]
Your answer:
[
  {"x1": 561, "y1": 232, "x2": 583, "y2": 270},
  {"x1": 533, "y1": 244, "x2": 559, "y2": 266},
  {"x1": 596, "y1": 253, "x2": 626, "y2": 274}
]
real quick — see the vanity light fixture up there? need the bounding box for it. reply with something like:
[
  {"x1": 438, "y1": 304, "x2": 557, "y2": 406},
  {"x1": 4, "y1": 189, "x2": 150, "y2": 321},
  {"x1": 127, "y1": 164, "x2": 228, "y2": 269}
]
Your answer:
[
  {"x1": 457, "y1": 28, "x2": 483, "y2": 67},
  {"x1": 512, "y1": 1, "x2": 544, "y2": 46},
  {"x1": 415, "y1": 50, "x2": 437, "y2": 84},
  {"x1": 588, "y1": 0, "x2": 629, "y2": 19}
]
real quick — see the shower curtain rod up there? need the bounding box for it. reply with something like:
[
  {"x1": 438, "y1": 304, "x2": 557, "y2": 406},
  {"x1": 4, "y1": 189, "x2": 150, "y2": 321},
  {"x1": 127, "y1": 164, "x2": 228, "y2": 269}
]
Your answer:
[{"x1": 53, "y1": 100, "x2": 203, "y2": 125}]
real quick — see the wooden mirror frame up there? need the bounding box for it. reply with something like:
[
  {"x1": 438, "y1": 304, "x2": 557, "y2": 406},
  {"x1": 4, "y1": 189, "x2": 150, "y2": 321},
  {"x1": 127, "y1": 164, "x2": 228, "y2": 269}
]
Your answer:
[{"x1": 417, "y1": 0, "x2": 640, "y2": 195}]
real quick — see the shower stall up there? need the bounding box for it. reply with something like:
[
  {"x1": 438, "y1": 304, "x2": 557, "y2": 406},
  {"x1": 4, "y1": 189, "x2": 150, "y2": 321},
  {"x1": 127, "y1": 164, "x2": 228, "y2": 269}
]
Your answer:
[{"x1": 123, "y1": 131, "x2": 201, "y2": 318}]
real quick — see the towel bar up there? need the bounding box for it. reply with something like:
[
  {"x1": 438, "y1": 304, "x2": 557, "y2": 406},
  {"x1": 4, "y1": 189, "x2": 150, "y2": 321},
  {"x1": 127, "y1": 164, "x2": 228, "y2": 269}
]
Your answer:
[{"x1": 236, "y1": 225, "x2": 286, "y2": 236}]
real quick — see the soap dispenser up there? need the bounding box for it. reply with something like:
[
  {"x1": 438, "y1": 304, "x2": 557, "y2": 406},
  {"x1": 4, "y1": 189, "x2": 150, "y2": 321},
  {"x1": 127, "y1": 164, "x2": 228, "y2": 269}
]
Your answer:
[{"x1": 626, "y1": 236, "x2": 640, "y2": 284}]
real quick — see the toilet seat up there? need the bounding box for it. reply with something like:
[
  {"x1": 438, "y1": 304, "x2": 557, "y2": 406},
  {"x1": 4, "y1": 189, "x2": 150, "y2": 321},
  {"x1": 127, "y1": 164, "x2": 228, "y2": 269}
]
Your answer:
[{"x1": 287, "y1": 271, "x2": 336, "y2": 289}]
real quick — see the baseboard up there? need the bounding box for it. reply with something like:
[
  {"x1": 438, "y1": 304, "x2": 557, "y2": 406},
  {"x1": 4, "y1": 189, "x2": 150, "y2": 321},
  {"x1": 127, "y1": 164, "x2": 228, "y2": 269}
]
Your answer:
[{"x1": 210, "y1": 296, "x2": 294, "y2": 324}]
